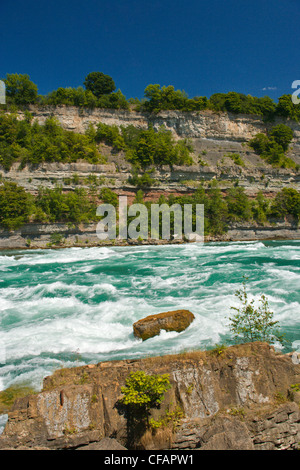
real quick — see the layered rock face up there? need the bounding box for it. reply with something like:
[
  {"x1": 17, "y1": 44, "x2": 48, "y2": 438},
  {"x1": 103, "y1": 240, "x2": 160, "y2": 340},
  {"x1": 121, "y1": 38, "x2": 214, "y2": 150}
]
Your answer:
[
  {"x1": 0, "y1": 105, "x2": 299, "y2": 248},
  {"x1": 5, "y1": 105, "x2": 299, "y2": 197},
  {"x1": 18, "y1": 106, "x2": 300, "y2": 144},
  {"x1": 1, "y1": 342, "x2": 300, "y2": 450}
]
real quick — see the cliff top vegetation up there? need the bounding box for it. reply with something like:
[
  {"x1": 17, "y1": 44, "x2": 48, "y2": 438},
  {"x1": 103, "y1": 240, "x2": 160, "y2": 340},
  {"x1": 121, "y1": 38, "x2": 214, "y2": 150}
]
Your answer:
[{"x1": 2, "y1": 72, "x2": 300, "y2": 121}]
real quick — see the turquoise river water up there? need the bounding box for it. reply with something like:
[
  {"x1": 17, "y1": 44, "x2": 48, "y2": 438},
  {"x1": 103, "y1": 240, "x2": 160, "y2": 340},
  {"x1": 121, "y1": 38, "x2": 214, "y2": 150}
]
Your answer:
[{"x1": 0, "y1": 240, "x2": 299, "y2": 398}]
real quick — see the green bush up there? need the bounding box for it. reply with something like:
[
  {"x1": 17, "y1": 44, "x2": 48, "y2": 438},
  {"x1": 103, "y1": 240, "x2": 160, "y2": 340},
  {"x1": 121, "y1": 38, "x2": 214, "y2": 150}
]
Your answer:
[
  {"x1": 275, "y1": 94, "x2": 300, "y2": 121},
  {"x1": 41, "y1": 86, "x2": 129, "y2": 110},
  {"x1": 229, "y1": 279, "x2": 285, "y2": 345},
  {"x1": 142, "y1": 84, "x2": 208, "y2": 113},
  {"x1": 269, "y1": 124, "x2": 294, "y2": 152},
  {"x1": 0, "y1": 181, "x2": 34, "y2": 229},
  {"x1": 120, "y1": 371, "x2": 171, "y2": 414},
  {"x1": 249, "y1": 124, "x2": 295, "y2": 168},
  {"x1": 226, "y1": 187, "x2": 253, "y2": 221},
  {"x1": 270, "y1": 188, "x2": 300, "y2": 220},
  {"x1": 50, "y1": 233, "x2": 65, "y2": 246},
  {"x1": 36, "y1": 186, "x2": 97, "y2": 224},
  {"x1": 0, "y1": 114, "x2": 106, "y2": 169},
  {"x1": 3, "y1": 73, "x2": 38, "y2": 105},
  {"x1": 251, "y1": 191, "x2": 270, "y2": 224},
  {"x1": 225, "y1": 153, "x2": 245, "y2": 167},
  {"x1": 83, "y1": 71, "x2": 116, "y2": 97},
  {"x1": 128, "y1": 169, "x2": 156, "y2": 188},
  {"x1": 95, "y1": 123, "x2": 194, "y2": 168},
  {"x1": 99, "y1": 187, "x2": 119, "y2": 207}
]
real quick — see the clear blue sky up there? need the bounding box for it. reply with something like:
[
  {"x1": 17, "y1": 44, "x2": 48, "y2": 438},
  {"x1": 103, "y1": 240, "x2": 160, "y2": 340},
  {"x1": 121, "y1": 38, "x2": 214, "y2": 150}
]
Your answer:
[{"x1": 1, "y1": 0, "x2": 299, "y2": 101}]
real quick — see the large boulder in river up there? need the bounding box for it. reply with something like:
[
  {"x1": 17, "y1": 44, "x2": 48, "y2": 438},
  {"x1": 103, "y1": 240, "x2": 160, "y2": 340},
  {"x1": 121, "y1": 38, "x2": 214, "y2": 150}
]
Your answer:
[{"x1": 133, "y1": 309, "x2": 195, "y2": 341}]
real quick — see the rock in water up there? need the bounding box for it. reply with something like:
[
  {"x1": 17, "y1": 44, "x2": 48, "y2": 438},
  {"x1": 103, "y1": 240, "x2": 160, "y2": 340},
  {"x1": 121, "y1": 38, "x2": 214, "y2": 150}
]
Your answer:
[{"x1": 133, "y1": 309, "x2": 195, "y2": 341}]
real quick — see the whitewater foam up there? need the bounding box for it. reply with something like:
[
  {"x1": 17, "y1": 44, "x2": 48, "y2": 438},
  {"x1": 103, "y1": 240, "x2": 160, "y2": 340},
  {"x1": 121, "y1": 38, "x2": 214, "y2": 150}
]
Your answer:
[{"x1": 0, "y1": 240, "x2": 299, "y2": 392}]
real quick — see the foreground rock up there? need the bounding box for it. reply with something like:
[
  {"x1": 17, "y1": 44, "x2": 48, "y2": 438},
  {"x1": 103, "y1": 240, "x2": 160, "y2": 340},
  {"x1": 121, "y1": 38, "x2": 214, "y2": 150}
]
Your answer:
[
  {"x1": 1, "y1": 342, "x2": 300, "y2": 450},
  {"x1": 173, "y1": 402, "x2": 300, "y2": 450},
  {"x1": 76, "y1": 437, "x2": 127, "y2": 450},
  {"x1": 133, "y1": 309, "x2": 195, "y2": 341}
]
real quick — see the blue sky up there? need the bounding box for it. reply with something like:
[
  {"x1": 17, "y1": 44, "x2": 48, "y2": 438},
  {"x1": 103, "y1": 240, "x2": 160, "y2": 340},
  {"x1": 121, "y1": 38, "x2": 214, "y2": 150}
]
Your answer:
[{"x1": 1, "y1": 0, "x2": 299, "y2": 101}]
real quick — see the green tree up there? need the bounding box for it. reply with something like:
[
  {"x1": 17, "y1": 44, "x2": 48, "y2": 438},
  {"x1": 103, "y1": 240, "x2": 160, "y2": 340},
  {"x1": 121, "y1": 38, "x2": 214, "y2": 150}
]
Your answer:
[
  {"x1": 4, "y1": 73, "x2": 38, "y2": 105},
  {"x1": 84, "y1": 72, "x2": 116, "y2": 97},
  {"x1": 206, "y1": 181, "x2": 228, "y2": 234},
  {"x1": 142, "y1": 84, "x2": 206, "y2": 113},
  {"x1": 99, "y1": 187, "x2": 119, "y2": 207},
  {"x1": 252, "y1": 191, "x2": 269, "y2": 223},
  {"x1": 276, "y1": 94, "x2": 300, "y2": 121},
  {"x1": 0, "y1": 114, "x2": 105, "y2": 169},
  {"x1": 35, "y1": 186, "x2": 96, "y2": 224},
  {"x1": 268, "y1": 124, "x2": 294, "y2": 152},
  {"x1": 249, "y1": 133, "x2": 270, "y2": 155},
  {"x1": 270, "y1": 188, "x2": 300, "y2": 220},
  {"x1": 226, "y1": 187, "x2": 253, "y2": 221},
  {"x1": 249, "y1": 125, "x2": 295, "y2": 168},
  {"x1": 0, "y1": 182, "x2": 34, "y2": 229}
]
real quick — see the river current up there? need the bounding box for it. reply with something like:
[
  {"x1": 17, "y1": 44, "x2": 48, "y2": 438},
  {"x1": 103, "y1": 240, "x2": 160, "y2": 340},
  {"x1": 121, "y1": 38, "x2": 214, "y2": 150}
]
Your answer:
[{"x1": 0, "y1": 240, "x2": 299, "y2": 393}]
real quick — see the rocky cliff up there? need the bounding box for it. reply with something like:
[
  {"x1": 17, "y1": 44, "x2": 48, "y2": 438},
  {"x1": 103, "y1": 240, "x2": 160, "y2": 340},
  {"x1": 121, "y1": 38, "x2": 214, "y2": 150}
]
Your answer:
[
  {"x1": 3, "y1": 105, "x2": 300, "y2": 197},
  {"x1": 0, "y1": 105, "x2": 299, "y2": 248},
  {"x1": 1, "y1": 342, "x2": 300, "y2": 450}
]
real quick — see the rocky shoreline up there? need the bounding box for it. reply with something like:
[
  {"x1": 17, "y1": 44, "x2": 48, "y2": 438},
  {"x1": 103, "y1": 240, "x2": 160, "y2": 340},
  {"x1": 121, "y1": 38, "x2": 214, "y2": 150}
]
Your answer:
[
  {"x1": 0, "y1": 221, "x2": 299, "y2": 251},
  {"x1": 0, "y1": 342, "x2": 300, "y2": 450}
]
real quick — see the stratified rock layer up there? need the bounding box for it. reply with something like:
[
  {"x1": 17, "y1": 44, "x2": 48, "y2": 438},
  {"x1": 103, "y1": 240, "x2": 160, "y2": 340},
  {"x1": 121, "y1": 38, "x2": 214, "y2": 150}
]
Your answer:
[{"x1": 133, "y1": 309, "x2": 195, "y2": 341}]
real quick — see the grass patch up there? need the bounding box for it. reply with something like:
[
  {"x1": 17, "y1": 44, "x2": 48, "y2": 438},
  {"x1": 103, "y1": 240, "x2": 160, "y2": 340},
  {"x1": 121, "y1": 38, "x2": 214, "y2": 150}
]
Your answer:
[{"x1": 0, "y1": 384, "x2": 36, "y2": 413}]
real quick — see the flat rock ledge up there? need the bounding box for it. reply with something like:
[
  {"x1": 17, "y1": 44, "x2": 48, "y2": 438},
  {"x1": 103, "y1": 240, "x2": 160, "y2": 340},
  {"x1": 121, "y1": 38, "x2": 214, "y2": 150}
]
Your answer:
[{"x1": 133, "y1": 309, "x2": 195, "y2": 341}]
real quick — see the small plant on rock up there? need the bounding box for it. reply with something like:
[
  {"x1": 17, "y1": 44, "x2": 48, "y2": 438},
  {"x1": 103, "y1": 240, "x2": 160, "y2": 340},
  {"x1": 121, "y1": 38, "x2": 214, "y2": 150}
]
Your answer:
[
  {"x1": 120, "y1": 371, "x2": 171, "y2": 418},
  {"x1": 229, "y1": 278, "x2": 285, "y2": 346},
  {"x1": 119, "y1": 370, "x2": 172, "y2": 448}
]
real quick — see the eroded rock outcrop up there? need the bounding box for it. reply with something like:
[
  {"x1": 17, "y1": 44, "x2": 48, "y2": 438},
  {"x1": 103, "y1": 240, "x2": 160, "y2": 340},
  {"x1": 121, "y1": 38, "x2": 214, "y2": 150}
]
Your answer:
[
  {"x1": 133, "y1": 310, "x2": 195, "y2": 341},
  {"x1": 0, "y1": 342, "x2": 300, "y2": 450}
]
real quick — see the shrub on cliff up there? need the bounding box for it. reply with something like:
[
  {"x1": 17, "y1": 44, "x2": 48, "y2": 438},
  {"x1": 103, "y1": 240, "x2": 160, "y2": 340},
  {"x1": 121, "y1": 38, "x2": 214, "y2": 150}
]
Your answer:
[
  {"x1": 41, "y1": 86, "x2": 129, "y2": 110},
  {"x1": 208, "y1": 92, "x2": 276, "y2": 117},
  {"x1": 249, "y1": 124, "x2": 295, "y2": 168},
  {"x1": 0, "y1": 114, "x2": 106, "y2": 169},
  {"x1": 0, "y1": 181, "x2": 34, "y2": 229},
  {"x1": 226, "y1": 186, "x2": 253, "y2": 222},
  {"x1": 120, "y1": 371, "x2": 171, "y2": 415},
  {"x1": 99, "y1": 187, "x2": 119, "y2": 207},
  {"x1": 35, "y1": 186, "x2": 97, "y2": 224},
  {"x1": 269, "y1": 124, "x2": 294, "y2": 152},
  {"x1": 276, "y1": 94, "x2": 300, "y2": 121},
  {"x1": 142, "y1": 84, "x2": 208, "y2": 113},
  {"x1": 270, "y1": 187, "x2": 300, "y2": 221},
  {"x1": 119, "y1": 371, "x2": 172, "y2": 448},
  {"x1": 95, "y1": 123, "x2": 194, "y2": 168}
]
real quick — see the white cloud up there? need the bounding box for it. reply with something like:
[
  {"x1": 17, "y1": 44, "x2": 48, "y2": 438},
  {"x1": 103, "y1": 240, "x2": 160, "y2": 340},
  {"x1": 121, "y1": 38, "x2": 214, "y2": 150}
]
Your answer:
[{"x1": 262, "y1": 86, "x2": 277, "y2": 91}]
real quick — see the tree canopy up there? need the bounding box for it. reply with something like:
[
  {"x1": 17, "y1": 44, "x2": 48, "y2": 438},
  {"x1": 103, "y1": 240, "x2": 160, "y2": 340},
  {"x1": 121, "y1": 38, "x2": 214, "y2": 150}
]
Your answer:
[
  {"x1": 84, "y1": 72, "x2": 116, "y2": 97},
  {"x1": 3, "y1": 73, "x2": 38, "y2": 105}
]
